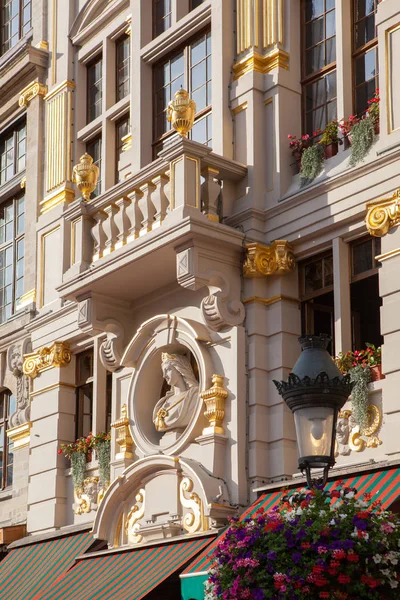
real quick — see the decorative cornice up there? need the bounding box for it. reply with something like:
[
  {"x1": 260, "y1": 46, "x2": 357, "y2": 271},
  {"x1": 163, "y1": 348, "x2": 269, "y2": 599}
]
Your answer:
[
  {"x1": 243, "y1": 240, "x2": 296, "y2": 278},
  {"x1": 366, "y1": 189, "x2": 400, "y2": 237},
  {"x1": 19, "y1": 81, "x2": 48, "y2": 108},
  {"x1": 7, "y1": 422, "x2": 31, "y2": 449},
  {"x1": 23, "y1": 342, "x2": 71, "y2": 378},
  {"x1": 40, "y1": 188, "x2": 75, "y2": 214},
  {"x1": 232, "y1": 49, "x2": 289, "y2": 81}
]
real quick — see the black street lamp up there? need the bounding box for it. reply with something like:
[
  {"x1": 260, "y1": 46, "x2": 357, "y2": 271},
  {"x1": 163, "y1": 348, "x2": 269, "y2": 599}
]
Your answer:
[{"x1": 274, "y1": 335, "x2": 353, "y2": 488}]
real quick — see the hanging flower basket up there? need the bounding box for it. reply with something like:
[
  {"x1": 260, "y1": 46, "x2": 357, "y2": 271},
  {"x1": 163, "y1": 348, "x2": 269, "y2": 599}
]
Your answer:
[{"x1": 206, "y1": 487, "x2": 400, "y2": 600}]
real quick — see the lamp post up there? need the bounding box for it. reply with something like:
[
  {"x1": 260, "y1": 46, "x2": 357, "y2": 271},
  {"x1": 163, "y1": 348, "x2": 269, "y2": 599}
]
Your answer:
[{"x1": 274, "y1": 335, "x2": 353, "y2": 488}]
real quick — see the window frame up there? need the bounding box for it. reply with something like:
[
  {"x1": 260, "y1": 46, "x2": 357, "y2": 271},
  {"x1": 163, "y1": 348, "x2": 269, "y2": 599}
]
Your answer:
[
  {"x1": 75, "y1": 350, "x2": 94, "y2": 440},
  {"x1": 115, "y1": 115, "x2": 130, "y2": 184},
  {"x1": 153, "y1": 0, "x2": 172, "y2": 38},
  {"x1": 152, "y1": 28, "x2": 212, "y2": 153},
  {"x1": 0, "y1": 391, "x2": 14, "y2": 490},
  {"x1": 301, "y1": 0, "x2": 337, "y2": 136},
  {"x1": 0, "y1": 119, "x2": 27, "y2": 187},
  {"x1": 350, "y1": 235, "x2": 381, "y2": 283},
  {"x1": 352, "y1": 0, "x2": 378, "y2": 117},
  {"x1": 0, "y1": 0, "x2": 32, "y2": 56},
  {"x1": 0, "y1": 193, "x2": 25, "y2": 323},
  {"x1": 87, "y1": 55, "x2": 103, "y2": 124},
  {"x1": 116, "y1": 34, "x2": 131, "y2": 102},
  {"x1": 299, "y1": 251, "x2": 334, "y2": 302}
]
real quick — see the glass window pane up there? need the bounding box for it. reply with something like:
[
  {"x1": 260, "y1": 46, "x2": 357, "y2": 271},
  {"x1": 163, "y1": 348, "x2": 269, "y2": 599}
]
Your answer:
[
  {"x1": 325, "y1": 37, "x2": 336, "y2": 64},
  {"x1": 353, "y1": 239, "x2": 373, "y2": 275},
  {"x1": 326, "y1": 71, "x2": 337, "y2": 102},
  {"x1": 306, "y1": 45, "x2": 324, "y2": 75},
  {"x1": 170, "y1": 53, "x2": 184, "y2": 81},
  {"x1": 305, "y1": 0, "x2": 324, "y2": 21},
  {"x1": 8, "y1": 394, "x2": 16, "y2": 416},
  {"x1": 192, "y1": 86, "x2": 206, "y2": 112},
  {"x1": 324, "y1": 256, "x2": 334, "y2": 286},
  {"x1": 305, "y1": 259, "x2": 324, "y2": 295},
  {"x1": 306, "y1": 79, "x2": 325, "y2": 112},
  {"x1": 191, "y1": 117, "x2": 207, "y2": 145},
  {"x1": 191, "y1": 36, "x2": 207, "y2": 65},
  {"x1": 355, "y1": 48, "x2": 376, "y2": 86},
  {"x1": 191, "y1": 61, "x2": 207, "y2": 91},
  {"x1": 326, "y1": 11, "x2": 336, "y2": 38},
  {"x1": 306, "y1": 17, "x2": 324, "y2": 48}
]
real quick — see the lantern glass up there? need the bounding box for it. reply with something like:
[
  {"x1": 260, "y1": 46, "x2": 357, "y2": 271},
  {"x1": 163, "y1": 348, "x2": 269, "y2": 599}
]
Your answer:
[{"x1": 294, "y1": 406, "x2": 335, "y2": 460}]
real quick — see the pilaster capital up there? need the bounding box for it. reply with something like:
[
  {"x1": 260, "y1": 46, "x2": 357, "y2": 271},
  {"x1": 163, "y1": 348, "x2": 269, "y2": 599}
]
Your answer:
[
  {"x1": 366, "y1": 189, "x2": 400, "y2": 237},
  {"x1": 23, "y1": 342, "x2": 71, "y2": 378},
  {"x1": 19, "y1": 81, "x2": 48, "y2": 108},
  {"x1": 243, "y1": 240, "x2": 295, "y2": 277}
]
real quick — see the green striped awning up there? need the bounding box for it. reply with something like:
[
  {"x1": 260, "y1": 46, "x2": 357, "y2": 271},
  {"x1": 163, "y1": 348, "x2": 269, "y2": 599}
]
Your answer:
[
  {"x1": 38, "y1": 535, "x2": 214, "y2": 600},
  {"x1": 181, "y1": 466, "x2": 400, "y2": 599},
  {"x1": 0, "y1": 530, "x2": 94, "y2": 600}
]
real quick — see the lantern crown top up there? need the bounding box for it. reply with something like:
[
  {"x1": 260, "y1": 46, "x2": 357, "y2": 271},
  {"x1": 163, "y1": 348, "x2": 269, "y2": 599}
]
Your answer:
[{"x1": 299, "y1": 335, "x2": 330, "y2": 351}]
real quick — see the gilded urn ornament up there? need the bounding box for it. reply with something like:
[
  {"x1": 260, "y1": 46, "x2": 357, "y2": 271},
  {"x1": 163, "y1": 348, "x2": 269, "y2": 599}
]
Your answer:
[
  {"x1": 72, "y1": 153, "x2": 100, "y2": 201},
  {"x1": 167, "y1": 89, "x2": 196, "y2": 137}
]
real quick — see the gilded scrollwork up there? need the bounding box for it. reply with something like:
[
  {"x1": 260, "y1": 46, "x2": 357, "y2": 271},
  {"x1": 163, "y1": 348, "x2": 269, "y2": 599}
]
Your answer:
[
  {"x1": 336, "y1": 405, "x2": 382, "y2": 455},
  {"x1": 243, "y1": 241, "x2": 296, "y2": 278},
  {"x1": 23, "y1": 342, "x2": 71, "y2": 379},
  {"x1": 19, "y1": 81, "x2": 48, "y2": 108},
  {"x1": 125, "y1": 490, "x2": 145, "y2": 545},
  {"x1": 179, "y1": 477, "x2": 208, "y2": 534},
  {"x1": 366, "y1": 189, "x2": 400, "y2": 237}
]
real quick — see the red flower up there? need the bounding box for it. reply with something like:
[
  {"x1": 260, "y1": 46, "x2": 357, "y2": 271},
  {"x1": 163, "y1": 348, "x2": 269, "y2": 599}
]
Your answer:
[
  {"x1": 347, "y1": 553, "x2": 359, "y2": 562},
  {"x1": 319, "y1": 593, "x2": 330, "y2": 599},
  {"x1": 315, "y1": 578, "x2": 328, "y2": 587},
  {"x1": 301, "y1": 542, "x2": 311, "y2": 549},
  {"x1": 331, "y1": 490, "x2": 341, "y2": 498},
  {"x1": 338, "y1": 574, "x2": 350, "y2": 584}
]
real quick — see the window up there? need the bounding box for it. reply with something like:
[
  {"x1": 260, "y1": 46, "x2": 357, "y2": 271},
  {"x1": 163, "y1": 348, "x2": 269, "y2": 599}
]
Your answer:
[
  {"x1": 0, "y1": 391, "x2": 16, "y2": 489},
  {"x1": 116, "y1": 35, "x2": 130, "y2": 102},
  {"x1": 76, "y1": 351, "x2": 94, "y2": 439},
  {"x1": 0, "y1": 120, "x2": 26, "y2": 186},
  {"x1": 302, "y1": 0, "x2": 337, "y2": 135},
  {"x1": 300, "y1": 252, "x2": 335, "y2": 354},
  {"x1": 87, "y1": 56, "x2": 103, "y2": 123},
  {"x1": 116, "y1": 116, "x2": 130, "y2": 183},
  {"x1": 154, "y1": 30, "x2": 212, "y2": 153},
  {"x1": 87, "y1": 136, "x2": 102, "y2": 197},
  {"x1": 353, "y1": 0, "x2": 378, "y2": 116},
  {"x1": 1, "y1": 0, "x2": 31, "y2": 55},
  {"x1": 0, "y1": 195, "x2": 24, "y2": 323},
  {"x1": 190, "y1": 0, "x2": 205, "y2": 9},
  {"x1": 154, "y1": 0, "x2": 171, "y2": 37},
  {"x1": 350, "y1": 236, "x2": 382, "y2": 350}
]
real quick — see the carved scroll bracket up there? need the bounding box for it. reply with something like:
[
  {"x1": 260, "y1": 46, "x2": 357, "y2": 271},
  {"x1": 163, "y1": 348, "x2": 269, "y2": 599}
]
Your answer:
[
  {"x1": 125, "y1": 490, "x2": 145, "y2": 545},
  {"x1": 23, "y1": 342, "x2": 71, "y2": 379},
  {"x1": 243, "y1": 240, "x2": 296, "y2": 278},
  {"x1": 176, "y1": 246, "x2": 245, "y2": 331},
  {"x1": 179, "y1": 476, "x2": 208, "y2": 534},
  {"x1": 366, "y1": 189, "x2": 400, "y2": 237}
]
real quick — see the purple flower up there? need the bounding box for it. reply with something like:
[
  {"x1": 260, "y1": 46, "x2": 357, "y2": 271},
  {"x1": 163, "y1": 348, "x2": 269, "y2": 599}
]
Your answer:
[
  {"x1": 292, "y1": 552, "x2": 302, "y2": 564},
  {"x1": 253, "y1": 589, "x2": 265, "y2": 600},
  {"x1": 267, "y1": 551, "x2": 277, "y2": 561}
]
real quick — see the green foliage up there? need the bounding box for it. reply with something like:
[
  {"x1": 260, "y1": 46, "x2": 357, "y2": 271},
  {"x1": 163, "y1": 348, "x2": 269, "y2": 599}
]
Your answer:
[
  {"x1": 300, "y1": 143, "x2": 324, "y2": 184},
  {"x1": 349, "y1": 365, "x2": 371, "y2": 434},
  {"x1": 320, "y1": 119, "x2": 339, "y2": 146},
  {"x1": 349, "y1": 118, "x2": 376, "y2": 167},
  {"x1": 70, "y1": 451, "x2": 87, "y2": 491},
  {"x1": 96, "y1": 440, "x2": 111, "y2": 488}
]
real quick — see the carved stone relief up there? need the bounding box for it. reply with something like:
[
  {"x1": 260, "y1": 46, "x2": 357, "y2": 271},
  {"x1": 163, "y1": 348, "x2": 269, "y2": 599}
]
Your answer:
[
  {"x1": 335, "y1": 405, "x2": 382, "y2": 456},
  {"x1": 7, "y1": 340, "x2": 31, "y2": 428},
  {"x1": 74, "y1": 476, "x2": 104, "y2": 515}
]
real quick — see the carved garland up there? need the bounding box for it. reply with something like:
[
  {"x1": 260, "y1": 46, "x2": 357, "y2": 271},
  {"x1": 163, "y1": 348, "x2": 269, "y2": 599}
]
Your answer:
[
  {"x1": 243, "y1": 241, "x2": 296, "y2": 278},
  {"x1": 23, "y1": 342, "x2": 71, "y2": 378}
]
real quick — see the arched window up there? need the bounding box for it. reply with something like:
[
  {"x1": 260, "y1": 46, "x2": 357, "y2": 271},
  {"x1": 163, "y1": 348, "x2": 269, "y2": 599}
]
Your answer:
[{"x1": 0, "y1": 390, "x2": 16, "y2": 489}]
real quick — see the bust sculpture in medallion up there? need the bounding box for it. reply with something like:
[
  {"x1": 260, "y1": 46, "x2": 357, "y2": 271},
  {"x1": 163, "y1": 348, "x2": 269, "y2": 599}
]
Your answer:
[{"x1": 153, "y1": 352, "x2": 199, "y2": 432}]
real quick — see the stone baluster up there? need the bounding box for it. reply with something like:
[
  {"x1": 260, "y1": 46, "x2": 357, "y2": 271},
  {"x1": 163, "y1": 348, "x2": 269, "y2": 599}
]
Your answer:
[
  {"x1": 114, "y1": 198, "x2": 132, "y2": 249},
  {"x1": 102, "y1": 204, "x2": 119, "y2": 257},
  {"x1": 138, "y1": 182, "x2": 156, "y2": 236},
  {"x1": 201, "y1": 167, "x2": 221, "y2": 223},
  {"x1": 91, "y1": 210, "x2": 108, "y2": 262},
  {"x1": 127, "y1": 189, "x2": 144, "y2": 243},
  {"x1": 152, "y1": 173, "x2": 170, "y2": 229}
]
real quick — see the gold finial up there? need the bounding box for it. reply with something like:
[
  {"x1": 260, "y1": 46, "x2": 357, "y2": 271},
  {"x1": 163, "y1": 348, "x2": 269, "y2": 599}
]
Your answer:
[
  {"x1": 111, "y1": 404, "x2": 134, "y2": 460},
  {"x1": 201, "y1": 374, "x2": 228, "y2": 436},
  {"x1": 72, "y1": 153, "x2": 100, "y2": 201},
  {"x1": 167, "y1": 89, "x2": 196, "y2": 137}
]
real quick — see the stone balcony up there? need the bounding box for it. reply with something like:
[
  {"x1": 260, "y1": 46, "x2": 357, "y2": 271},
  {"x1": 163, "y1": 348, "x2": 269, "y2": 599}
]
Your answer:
[{"x1": 58, "y1": 138, "x2": 247, "y2": 303}]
